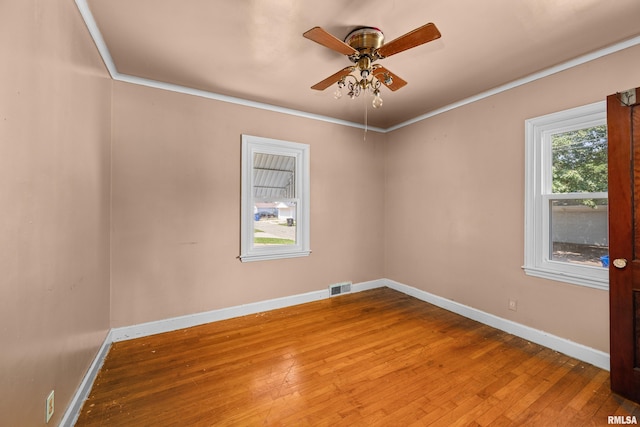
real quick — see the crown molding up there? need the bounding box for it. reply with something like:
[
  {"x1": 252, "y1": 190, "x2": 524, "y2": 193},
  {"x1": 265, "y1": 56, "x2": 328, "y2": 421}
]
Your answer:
[
  {"x1": 385, "y1": 35, "x2": 640, "y2": 132},
  {"x1": 76, "y1": 0, "x2": 640, "y2": 133}
]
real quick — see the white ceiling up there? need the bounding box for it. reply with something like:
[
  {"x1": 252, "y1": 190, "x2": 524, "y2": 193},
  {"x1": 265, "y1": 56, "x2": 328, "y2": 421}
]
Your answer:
[{"x1": 79, "y1": 0, "x2": 640, "y2": 129}]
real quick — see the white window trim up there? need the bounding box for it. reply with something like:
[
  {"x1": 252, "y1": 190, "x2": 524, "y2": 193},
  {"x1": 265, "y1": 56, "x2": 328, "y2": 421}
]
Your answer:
[
  {"x1": 523, "y1": 101, "x2": 608, "y2": 290},
  {"x1": 240, "y1": 135, "x2": 310, "y2": 262}
]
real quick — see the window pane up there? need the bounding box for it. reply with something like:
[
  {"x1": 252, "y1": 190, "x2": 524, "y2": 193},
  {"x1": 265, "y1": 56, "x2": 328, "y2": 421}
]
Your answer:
[
  {"x1": 551, "y1": 125, "x2": 607, "y2": 193},
  {"x1": 253, "y1": 153, "x2": 296, "y2": 198},
  {"x1": 252, "y1": 153, "x2": 297, "y2": 247},
  {"x1": 550, "y1": 199, "x2": 608, "y2": 266},
  {"x1": 253, "y1": 201, "x2": 297, "y2": 246}
]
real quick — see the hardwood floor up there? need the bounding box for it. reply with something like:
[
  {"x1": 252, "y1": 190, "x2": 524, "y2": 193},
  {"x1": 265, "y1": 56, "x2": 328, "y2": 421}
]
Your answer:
[{"x1": 76, "y1": 288, "x2": 640, "y2": 426}]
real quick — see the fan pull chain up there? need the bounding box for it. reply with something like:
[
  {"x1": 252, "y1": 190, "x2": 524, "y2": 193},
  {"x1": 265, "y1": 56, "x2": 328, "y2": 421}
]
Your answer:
[{"x1": 364, "y1": 94, "x2": 368, "y2": 141}]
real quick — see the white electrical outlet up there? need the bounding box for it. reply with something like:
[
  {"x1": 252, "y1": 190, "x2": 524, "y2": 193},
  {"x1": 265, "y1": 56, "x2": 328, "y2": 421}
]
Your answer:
[
  {"x1": 45, "y1": 390, "x2": 54, "y2": 423},
  {"x1": 508, "y1": 299, "x2": 517, "y2": 311}
]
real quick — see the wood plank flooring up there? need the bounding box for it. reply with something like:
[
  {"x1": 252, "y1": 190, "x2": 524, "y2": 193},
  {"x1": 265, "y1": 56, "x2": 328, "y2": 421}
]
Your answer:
[{"x1": 76, "y1": 288, "x2": 640, "y2": 426}]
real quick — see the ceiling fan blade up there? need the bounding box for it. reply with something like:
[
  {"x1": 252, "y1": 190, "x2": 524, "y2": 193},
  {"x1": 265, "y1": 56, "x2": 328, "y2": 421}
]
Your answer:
[
  {"x1": 303, "y1": 27, "x2": 359, "y2": 56},
  {"x1": 373, "y1": 66, "x2": 407, "y2": 91},
  {"x1": 376, "y1": 23, "x2": 441, "y2": 58},
  {"x1": 311, "y1": 66, "x2": 355, "y2": 90}
]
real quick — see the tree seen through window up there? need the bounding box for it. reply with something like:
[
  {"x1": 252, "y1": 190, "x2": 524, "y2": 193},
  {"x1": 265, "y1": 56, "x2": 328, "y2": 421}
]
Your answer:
[{"x1": 550, "y1": 125, "x2": 608, "y2": 266}]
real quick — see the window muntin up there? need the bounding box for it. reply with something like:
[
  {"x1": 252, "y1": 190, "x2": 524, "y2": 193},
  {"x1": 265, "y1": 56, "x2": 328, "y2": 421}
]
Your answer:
[
  {"x1": 524, "y1": 102, "x2": 608, "y2": 289},
  {"x1": 240, "y1": 135, "x2": 310, "y2": 262}
]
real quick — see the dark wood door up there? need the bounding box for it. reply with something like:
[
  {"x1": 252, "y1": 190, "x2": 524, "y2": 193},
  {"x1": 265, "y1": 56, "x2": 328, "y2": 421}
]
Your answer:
[{"x1": 608, "y1": 88, "x2": 640, "y2": 404}]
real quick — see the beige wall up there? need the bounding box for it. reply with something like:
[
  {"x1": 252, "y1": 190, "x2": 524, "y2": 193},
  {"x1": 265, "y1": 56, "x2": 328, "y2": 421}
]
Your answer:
[
  {"x1": 0, "y1": 1, "x2": 112, "y2": 425},
  {"x1": 385, "y1": 43, "x2": 640, "y2": 353},
  {"x1": 3, "y1": 2, "x2": 640, "y2": 423},
  {"x1": 110, "y1": 82, "x2": 386, "y2": 327},
  {"x1": 110, "y1": 43, "x2": 640, "y2": 351}
]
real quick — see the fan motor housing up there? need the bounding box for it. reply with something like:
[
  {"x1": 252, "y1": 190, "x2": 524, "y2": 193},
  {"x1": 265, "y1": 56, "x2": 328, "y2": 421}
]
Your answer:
[{"x1": 344, "y1": 27, "x2": 384, "y2": 52}]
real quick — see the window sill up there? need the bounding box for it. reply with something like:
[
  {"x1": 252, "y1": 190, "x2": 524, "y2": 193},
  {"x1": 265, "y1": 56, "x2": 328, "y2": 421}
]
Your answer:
[
  {"x1": 523, "y1": 265, "x2": 608, "y2": 291},
  {"x1": 239, "y1": 250, "x2": 311, "y2": 263}
]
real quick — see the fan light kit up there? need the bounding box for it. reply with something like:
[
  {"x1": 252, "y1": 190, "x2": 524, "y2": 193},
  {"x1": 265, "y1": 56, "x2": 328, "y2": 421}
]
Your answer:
[{"x1": 303, "y1": 23, "x2": 441, "y2": 109}]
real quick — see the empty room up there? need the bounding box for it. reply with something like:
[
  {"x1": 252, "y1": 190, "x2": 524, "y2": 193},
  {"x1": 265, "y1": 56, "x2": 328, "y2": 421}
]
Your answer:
[{"x1": 3, "y1": 0, "x2": 640, "y2": 425}]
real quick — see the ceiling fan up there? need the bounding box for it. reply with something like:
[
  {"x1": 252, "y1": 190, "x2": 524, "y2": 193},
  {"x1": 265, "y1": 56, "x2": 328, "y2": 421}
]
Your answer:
[{"x1": 303, "y1": 23, "x2": 441, "y2": 108}]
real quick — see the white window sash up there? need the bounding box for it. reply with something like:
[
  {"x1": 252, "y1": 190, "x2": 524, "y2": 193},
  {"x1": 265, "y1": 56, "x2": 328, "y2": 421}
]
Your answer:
[
  {"x1": 240, "y1": 135, "x2": 310, "y2": 262},
  {"x1": 523, "y1": 102, "x2": 608, "y2": 290}
]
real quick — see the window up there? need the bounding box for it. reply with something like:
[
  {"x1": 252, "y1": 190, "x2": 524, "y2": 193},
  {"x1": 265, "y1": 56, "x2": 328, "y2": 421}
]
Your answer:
[
  {"x1": 240, "y1": 135, "x2": 310, "y2": 262},
  {"x1": 524, "y1": 102, "x2": 608, "y2": 289}
]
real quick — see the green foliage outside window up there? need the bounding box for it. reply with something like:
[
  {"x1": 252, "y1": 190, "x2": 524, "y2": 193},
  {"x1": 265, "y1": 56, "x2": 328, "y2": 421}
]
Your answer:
[{"x1": 551, "y1": 125, "x2": 607, "y2": 207}]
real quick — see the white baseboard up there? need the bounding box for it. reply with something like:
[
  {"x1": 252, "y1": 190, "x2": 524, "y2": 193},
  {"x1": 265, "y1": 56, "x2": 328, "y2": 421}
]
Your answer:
[
  {"x1": 63, "y1": 276, "x2": 609, "y2": 425},
  {"x1": 59, "y1": 329, "x2": 113, "y2": 427},
  {"x1": 383, "y1": 278, "x2": 610, "y2": 371},
  {"x1": 61, "y1": 279, "x2": 385, "y2": 425},
  {"x1": 110, "y1": 279, "x2": 386, "y2": 342},
  {"x1": 60, "y1": 279, "x2": 385, "y2": 427}
]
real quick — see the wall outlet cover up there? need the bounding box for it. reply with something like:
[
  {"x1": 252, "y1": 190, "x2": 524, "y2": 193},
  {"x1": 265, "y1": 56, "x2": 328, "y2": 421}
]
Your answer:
[{"x1": 46, "y1": 390, "x2": 54, "y2": 423}]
